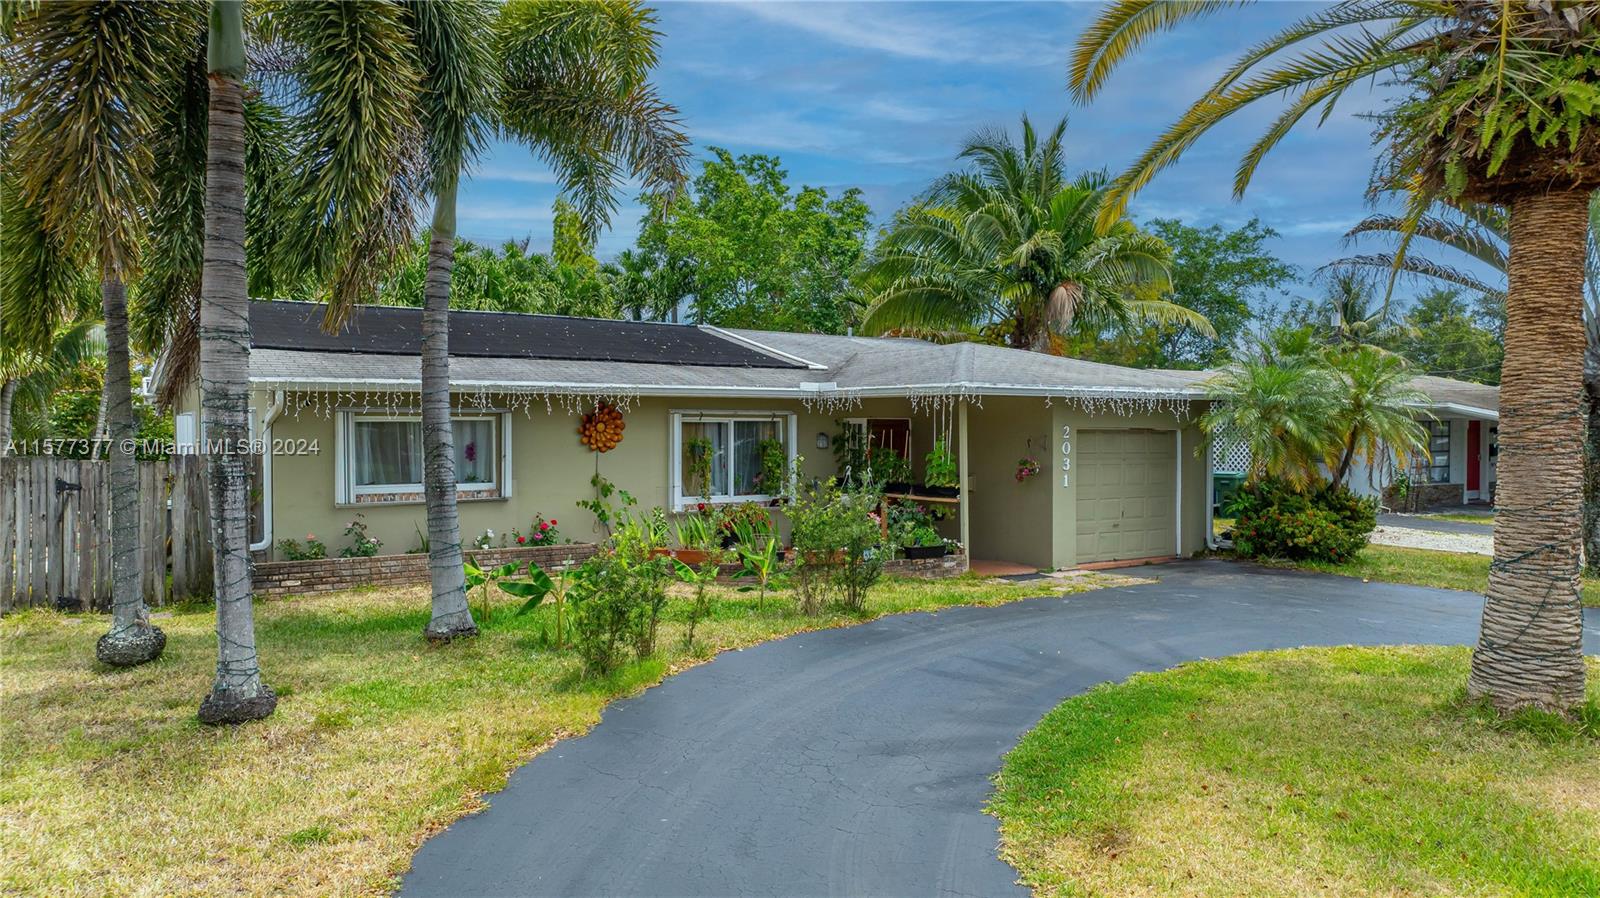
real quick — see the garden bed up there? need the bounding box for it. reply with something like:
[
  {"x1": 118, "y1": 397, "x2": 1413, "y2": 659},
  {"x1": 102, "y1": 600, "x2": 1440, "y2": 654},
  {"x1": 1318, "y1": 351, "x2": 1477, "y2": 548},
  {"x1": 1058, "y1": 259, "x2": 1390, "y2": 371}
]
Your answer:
[
  {"x1": 256, "y1": 546, "x2": 967, "y2": 598},
  {"x1": 253, "y1": 543, "x2": 599, "y2": 597}
]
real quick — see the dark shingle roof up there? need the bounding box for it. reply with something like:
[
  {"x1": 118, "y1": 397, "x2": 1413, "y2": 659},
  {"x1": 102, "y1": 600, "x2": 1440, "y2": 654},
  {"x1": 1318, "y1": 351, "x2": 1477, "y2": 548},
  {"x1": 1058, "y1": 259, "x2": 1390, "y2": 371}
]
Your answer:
[{"x1": 247, "y1": 301, "x2": 804, "y2": 369}]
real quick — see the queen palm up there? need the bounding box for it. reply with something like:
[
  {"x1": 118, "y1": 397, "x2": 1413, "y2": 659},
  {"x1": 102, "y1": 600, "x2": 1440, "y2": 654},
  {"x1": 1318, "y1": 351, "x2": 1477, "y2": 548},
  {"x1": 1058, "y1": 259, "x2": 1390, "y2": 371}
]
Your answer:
[
  {"x1": 1323, "y1": 346, "x2": 1430, "y2": 486},
  {"x1": 1074, "y1": 1, "x2": 1600, "y2": 712},
  {"x1": 859, "y1": 115, "x2": 1210, "y2": 353},
  {"x1": 1202, "y1": 358, "x2": 1340, "y2": 490}
]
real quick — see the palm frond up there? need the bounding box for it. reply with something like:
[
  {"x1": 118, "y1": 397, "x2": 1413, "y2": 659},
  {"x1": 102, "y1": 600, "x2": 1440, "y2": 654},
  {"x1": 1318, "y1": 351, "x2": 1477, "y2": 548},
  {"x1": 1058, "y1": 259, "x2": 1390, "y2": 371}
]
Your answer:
[{"x1": 1069, "y1": 0, "x2": 1247, "y2": 101}]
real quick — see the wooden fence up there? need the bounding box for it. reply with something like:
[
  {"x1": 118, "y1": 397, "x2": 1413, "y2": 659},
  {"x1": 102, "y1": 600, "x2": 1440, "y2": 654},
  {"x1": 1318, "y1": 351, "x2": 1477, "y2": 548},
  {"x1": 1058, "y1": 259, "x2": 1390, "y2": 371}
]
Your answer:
[{"x1": 0, "y1": 456, "x2": 212, "y2": 612}]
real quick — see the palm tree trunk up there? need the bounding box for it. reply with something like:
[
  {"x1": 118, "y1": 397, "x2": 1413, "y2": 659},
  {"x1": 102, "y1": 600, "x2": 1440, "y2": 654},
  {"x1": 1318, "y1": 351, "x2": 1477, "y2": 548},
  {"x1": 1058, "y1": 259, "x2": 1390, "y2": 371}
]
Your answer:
[
  {"x1": 421, "y1": 179, "x2": 476, "y2": 642},
  {"x1": 95, "y1": 276, "x2": 164, "y2": 665},
  {"x1": 1583, "y1": 349, "x2": 1600, "y2": 576},
  {"x1": 0, "y1": 379, "x2": 15, "y2": 455},
  {"x1": 197, "y1": 0, "x2": 274, "y2": 725},
  {"x1": 1467, "y1": 189, "x2": 1590, "y2": 713}
]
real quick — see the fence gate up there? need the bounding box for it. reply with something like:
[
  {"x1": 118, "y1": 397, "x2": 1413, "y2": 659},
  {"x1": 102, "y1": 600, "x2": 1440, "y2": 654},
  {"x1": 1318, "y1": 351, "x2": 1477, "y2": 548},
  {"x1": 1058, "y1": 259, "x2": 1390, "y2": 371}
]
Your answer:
[{"x1": 0, "y1": 456, "x2": 211, "y2": 613}]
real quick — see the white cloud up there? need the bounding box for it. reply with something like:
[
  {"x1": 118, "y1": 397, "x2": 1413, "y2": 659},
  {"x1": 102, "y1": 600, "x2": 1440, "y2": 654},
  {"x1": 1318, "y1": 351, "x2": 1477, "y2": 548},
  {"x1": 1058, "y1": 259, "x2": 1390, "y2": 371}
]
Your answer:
[{"x1": 731, "y1": 1, "x2": 1056, "y2": 66}]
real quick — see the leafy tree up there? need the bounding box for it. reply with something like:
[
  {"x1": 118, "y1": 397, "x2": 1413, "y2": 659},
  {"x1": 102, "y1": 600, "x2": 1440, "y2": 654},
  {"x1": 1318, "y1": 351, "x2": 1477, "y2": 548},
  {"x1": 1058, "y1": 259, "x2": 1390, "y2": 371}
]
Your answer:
[
  {"x1": 1144, "y1": 218, "x2": 1296, "y2": 366},
  {"x1": 1072, "y1": 0, "x2": 1600, "y2": 712},
  {"x1": 858, "y1": 115, "x2": 1210, "y2": 352},
  {"x1": 633, "y1": 148, "x2": 872, "y2": 333},
  {"x1": 1389, "y1": 289, "x2": 1503, "y2": 384}
]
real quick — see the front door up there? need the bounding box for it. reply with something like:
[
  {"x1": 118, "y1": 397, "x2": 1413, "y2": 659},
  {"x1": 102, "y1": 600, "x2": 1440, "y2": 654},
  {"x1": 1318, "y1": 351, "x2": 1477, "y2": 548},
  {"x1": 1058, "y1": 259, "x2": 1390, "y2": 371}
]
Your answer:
[{"x1": 1467, "y1": 420, "x2": 1481, "y2": 494}]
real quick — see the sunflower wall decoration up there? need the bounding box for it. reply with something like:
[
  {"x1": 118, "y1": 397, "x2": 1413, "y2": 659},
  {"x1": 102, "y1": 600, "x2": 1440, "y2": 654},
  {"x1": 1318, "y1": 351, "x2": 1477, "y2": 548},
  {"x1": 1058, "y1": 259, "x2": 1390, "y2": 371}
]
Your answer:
[{"x1": 579, "y1": 402, "x2": 625, "y2": 452}]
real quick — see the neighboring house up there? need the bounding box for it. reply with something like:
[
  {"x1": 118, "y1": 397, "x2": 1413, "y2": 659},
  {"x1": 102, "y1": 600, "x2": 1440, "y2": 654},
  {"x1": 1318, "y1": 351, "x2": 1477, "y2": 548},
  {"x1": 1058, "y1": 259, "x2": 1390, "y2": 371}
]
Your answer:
[
  {"x1": 151, "y1": 302, "x2": 1224, "y2": 572},
  {"x1": 1209, "y1": 374, "x2": 1500, "y2": 510}
]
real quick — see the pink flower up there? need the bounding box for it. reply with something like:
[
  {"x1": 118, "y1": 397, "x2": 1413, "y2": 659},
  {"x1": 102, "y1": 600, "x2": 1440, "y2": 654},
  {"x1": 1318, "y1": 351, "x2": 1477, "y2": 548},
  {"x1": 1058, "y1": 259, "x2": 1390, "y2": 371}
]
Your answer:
[
  {"x1": 306, "y1": 533, "x2": 316, "y2": 541},
  {"x1": 539, "y1": 522, "x2": 550, "y2": 530}
]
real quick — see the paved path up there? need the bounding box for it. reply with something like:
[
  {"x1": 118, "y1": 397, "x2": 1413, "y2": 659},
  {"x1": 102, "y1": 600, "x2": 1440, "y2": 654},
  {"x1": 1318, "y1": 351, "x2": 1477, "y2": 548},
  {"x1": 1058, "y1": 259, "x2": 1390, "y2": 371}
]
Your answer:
[
  {"x1": 1372, "y1": 514, "x2": 1494, "y2": 556},
  {"x1": 1378, "y1": 513, "x2": 1494, "y2": 535},
  {"x1": 401, "y1": 561, "x2": 1599, "y2": 898}
]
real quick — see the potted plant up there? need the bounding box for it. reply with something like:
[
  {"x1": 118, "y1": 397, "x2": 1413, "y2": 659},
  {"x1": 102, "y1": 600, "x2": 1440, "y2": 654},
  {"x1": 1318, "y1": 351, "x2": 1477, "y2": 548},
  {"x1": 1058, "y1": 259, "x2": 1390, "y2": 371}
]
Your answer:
[
  {"x1": 685, "y1": 436, "x2": 715, "y2": 499},
  {"x1": 870, "y1": 448, "x2": 912, "y2": 495},
  {"x1": 753, "y1": 437, "x2": 788, "y2": 503},
  {"x1": 919, "y1": 440, "x2": 960, "y2": 497},
  {"x1": 900, "y1": 525, "x2": 947, "y2": 559}
]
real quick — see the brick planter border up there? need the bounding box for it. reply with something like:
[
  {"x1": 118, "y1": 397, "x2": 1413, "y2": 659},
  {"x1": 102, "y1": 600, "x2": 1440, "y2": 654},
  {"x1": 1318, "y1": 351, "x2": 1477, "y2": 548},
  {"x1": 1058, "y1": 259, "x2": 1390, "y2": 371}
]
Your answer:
[
  {"x1": 253, "y1": 543, "x2": 600, "y2": 597},
  {"x1": 254, "y1": 546, "x2": 967, "y2": 598}
]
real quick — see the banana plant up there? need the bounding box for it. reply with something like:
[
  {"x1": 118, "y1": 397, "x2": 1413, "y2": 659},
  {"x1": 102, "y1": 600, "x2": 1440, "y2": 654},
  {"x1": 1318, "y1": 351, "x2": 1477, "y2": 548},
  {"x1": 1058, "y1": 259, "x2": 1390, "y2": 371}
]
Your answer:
[
  {"x1": 462, "y1": 557, "x2": 526, "y2": 625},
  {"x1": 508, "y1": 561, "x2": 586, "y2": 650},
  {"x1": 731, "y1": 519, "x2": 784, "y2": 611},
  {"x1": 672, "y1": 557, "x2": 722, "y2": 647}
]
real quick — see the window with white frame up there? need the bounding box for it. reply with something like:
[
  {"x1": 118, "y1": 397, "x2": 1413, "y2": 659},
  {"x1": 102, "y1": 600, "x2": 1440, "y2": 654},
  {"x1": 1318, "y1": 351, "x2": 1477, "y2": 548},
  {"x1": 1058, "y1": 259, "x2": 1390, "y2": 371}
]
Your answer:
[
  {"x1": 1424, "y1": 419, "x2": 1451, "y2": 483},
  {"x1": 340, "y1": 413, "x2": 502, "y2": 502},
  {"x1": 673, "y1": 412, "x2": 794, "y2": 506}
]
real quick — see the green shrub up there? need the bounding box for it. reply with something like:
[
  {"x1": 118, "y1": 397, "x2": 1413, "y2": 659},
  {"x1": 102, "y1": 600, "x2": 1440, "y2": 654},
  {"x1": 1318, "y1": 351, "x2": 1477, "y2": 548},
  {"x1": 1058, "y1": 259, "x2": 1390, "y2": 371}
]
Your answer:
[
  {"x1": 567, "y1": 508, "x2": 671, "y2": 676},
  {"x1": 788, "y1": 478, "x2": 884, "y2": 614},
  {"x1": 1230, "y1": 478, "x2": 1376, "y2": 563}
]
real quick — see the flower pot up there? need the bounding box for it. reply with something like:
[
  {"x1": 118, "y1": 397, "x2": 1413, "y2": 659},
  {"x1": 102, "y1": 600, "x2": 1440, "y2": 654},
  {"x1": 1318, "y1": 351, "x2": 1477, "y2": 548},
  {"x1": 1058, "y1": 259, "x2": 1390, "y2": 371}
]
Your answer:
[
  {"x1": 915, "y1": 484, "x2": 959, "y2": 499},
  {"x1": 901, "y1": 544, "x2": 947, "y2": 560},
  {"x1": 651, "y1": 547, "x2": 714, "y2": 565}
]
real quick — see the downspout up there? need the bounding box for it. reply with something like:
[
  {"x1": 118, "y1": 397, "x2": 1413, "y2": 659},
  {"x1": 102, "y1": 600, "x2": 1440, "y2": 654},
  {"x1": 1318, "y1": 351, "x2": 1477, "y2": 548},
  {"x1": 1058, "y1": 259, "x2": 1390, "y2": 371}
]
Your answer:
[{"x1": 248, "y1": 389, "x2": 286, "y2": 552}]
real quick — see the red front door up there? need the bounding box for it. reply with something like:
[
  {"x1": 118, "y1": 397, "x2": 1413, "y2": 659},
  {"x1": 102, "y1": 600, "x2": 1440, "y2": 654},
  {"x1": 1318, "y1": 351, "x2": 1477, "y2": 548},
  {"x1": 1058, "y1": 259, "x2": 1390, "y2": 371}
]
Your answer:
[{"x1": 1467, "y1": 421, "x2": 1481, "y2": 492}]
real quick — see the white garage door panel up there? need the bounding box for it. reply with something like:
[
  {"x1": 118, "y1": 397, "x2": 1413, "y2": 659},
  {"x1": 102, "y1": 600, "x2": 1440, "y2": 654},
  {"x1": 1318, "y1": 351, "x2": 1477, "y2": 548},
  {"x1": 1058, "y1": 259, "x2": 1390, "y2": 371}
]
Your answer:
[{"x1": 1075, "y1": 429, "x2": 1177, "y2": 564}]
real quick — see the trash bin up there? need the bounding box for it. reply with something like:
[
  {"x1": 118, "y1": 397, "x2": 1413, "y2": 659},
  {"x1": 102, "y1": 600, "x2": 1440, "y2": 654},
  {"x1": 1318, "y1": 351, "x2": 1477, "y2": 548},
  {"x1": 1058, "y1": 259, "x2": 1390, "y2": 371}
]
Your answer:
[{"x1": 1212, "y1": 473, "x2": 1244, "y2": 515}]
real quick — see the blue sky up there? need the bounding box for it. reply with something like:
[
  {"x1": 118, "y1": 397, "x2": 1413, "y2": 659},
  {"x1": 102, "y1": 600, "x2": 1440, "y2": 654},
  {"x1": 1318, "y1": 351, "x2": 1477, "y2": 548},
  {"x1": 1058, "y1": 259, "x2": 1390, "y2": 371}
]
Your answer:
[{"x1": 457, "y1": 1, "x2": 1410, "y2": 305}]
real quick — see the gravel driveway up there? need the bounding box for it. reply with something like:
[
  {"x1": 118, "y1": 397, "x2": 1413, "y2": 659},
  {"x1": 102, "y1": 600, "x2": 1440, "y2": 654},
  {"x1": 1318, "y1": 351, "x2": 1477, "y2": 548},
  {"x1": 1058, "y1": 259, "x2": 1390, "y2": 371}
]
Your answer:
[{"x1": 1373, "y1": 514, "x2": 1494, "y2": 555}]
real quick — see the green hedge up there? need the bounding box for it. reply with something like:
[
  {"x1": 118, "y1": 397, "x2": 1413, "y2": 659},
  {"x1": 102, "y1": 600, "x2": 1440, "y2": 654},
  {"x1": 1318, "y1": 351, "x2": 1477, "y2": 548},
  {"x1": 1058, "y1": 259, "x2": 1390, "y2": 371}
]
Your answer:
[{"x1": 1228, "y1": 478, "x2": 1377, "y2": 563}]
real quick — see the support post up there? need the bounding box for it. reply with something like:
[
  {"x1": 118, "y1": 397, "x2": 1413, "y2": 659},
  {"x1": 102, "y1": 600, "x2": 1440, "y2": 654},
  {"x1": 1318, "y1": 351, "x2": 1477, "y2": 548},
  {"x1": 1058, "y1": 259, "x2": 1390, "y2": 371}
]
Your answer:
[{"x1": 958, "y1": 400, "x2": 970, "y2": 554}]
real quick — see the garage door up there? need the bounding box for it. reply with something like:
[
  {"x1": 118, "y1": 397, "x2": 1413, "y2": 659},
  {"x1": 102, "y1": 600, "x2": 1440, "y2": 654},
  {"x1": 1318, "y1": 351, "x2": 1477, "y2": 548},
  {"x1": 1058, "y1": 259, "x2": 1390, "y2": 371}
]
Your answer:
[{"x1": 1075, "y1": 429, "x2": 1177, "y2": 563}]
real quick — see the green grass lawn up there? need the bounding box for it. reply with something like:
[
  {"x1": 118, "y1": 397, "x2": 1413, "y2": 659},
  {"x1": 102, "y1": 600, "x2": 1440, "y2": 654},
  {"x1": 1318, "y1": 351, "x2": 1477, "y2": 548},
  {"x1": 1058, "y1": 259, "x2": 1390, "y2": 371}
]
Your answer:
[
  {"x1": 1252, "y1": 543, "x2": 1600, "y2": 607},
  {"x1": 1418, "y1": 511, "x2": 1496, "y2": 526},
  {"x1": 991, "y1": 647, "x2": 1600, "y2": 898},
  {"x1": 0, "y1": 573, "x2": 1118, "y2": 897}
]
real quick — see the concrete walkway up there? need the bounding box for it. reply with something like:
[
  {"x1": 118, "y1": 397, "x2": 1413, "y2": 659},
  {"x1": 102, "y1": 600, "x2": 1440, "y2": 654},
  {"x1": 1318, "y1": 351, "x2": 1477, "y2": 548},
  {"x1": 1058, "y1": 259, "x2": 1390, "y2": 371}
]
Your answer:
[{"x1": 400, "y1": 560, "x2": 1598, "y2": 898}]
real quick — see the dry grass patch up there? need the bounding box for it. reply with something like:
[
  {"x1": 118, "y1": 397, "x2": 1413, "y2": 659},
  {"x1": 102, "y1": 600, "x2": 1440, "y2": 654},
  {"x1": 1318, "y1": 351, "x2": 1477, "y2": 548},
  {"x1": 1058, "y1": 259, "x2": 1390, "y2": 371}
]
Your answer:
[
  {"x1": 990, "y1": 647, "x2": 1600, "y2": 898},
  {"x1": 0, "y1": 572, "x2": 1124, "y2": 897}
]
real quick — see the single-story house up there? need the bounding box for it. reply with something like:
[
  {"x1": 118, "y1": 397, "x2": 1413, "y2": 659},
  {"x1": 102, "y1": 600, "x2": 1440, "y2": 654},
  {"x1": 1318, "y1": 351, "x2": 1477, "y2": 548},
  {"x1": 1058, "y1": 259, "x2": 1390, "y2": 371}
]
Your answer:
[
  {"x1": 149, "y1": 302, "x2": 1497, "y2": 570},
  {"x1": 1209, "y1": 374, "x2": 1500, "y2": 509}
]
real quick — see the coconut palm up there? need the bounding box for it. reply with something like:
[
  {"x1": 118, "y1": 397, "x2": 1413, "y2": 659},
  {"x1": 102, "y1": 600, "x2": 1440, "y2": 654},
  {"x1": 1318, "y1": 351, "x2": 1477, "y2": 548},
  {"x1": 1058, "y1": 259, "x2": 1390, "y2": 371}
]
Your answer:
[
  {"x1": 1073, "y1": 1, "x2": 1599, "y2": 712},
  {"x1": 858, "y1": 115, "x2": 1210, "y2": 353},
  {"x1": 2, "y1": 1, "x2": 204, "y2": 666}
]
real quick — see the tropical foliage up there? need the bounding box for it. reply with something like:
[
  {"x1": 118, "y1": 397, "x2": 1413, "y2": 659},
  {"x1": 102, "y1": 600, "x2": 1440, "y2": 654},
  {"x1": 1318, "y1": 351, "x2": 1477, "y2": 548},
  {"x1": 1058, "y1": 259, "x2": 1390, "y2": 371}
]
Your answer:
[
  {"x1": 631, "y1": 148, "x2": 872, "y2": 332},
  {"x1": 858, "y1": 115, "x2": 1209, "y2": 352},
  {"x1": 1073, "y1": 0, "x2": 1600, "y2": 713}
]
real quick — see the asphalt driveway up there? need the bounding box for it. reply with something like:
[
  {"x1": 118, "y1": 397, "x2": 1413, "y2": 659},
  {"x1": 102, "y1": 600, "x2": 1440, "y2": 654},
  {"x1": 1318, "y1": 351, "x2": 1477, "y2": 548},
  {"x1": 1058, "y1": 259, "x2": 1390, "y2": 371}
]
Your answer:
[{"x1": 400, "y1": 560, "x2": 1600, "y2": 898}]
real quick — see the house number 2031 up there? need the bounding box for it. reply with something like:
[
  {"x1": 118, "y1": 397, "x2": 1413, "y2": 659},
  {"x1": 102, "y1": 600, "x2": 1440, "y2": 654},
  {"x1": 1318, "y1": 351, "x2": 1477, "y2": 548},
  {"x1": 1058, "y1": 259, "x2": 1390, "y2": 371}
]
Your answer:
[{"x1": 1060, "y1": 424, "x2": 1071, "y2": 487}]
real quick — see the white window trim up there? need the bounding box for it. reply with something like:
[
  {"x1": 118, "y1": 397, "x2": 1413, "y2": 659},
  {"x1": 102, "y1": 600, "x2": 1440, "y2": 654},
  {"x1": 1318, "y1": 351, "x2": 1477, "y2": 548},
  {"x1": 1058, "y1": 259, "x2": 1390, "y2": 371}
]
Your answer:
[
  {"x1": 337, "y1": 411, "x2": 505, "y2": 500},
  {"x1": 670, "y1": 409, "x2": 797, "y2": 510}
]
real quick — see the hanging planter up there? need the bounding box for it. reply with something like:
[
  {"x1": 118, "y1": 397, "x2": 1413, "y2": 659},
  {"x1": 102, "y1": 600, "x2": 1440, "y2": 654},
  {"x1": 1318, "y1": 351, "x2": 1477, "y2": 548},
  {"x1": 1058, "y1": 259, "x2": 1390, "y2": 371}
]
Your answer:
[{"x1": 579, "y1": 402, "x2": 625, "y2": 452}]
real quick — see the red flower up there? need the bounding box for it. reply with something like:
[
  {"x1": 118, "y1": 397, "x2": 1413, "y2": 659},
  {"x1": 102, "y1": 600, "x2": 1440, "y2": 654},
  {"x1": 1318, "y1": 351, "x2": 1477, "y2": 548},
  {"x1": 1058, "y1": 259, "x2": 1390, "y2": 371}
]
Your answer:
[
  {"x1": 696, "y1": 502, "x2": 706, "y2": 512},
  {"x1": 539, "y1": 521, "x2": 550, "y2": 530},
  {"x1": 517, "y1": 536, "x2": 527, "y2": 544},
  {"x1": 549, "y1": 519, "x2": 557, "y2": 526}
]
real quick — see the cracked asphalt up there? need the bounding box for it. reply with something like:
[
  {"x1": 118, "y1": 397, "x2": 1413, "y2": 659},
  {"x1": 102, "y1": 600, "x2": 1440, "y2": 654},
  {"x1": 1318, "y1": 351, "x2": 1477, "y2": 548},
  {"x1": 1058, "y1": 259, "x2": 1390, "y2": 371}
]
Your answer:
[{"x1": 399, "y1": 559, "x2": 1600, "y2": 898}]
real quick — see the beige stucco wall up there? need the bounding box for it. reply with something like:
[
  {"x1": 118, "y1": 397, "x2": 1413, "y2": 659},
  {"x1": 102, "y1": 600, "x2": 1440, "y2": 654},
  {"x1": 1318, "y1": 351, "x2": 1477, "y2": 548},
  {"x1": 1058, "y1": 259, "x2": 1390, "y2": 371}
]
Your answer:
[{"x1": 171, "y1": 385, "x2": 1210, "y2": 567}]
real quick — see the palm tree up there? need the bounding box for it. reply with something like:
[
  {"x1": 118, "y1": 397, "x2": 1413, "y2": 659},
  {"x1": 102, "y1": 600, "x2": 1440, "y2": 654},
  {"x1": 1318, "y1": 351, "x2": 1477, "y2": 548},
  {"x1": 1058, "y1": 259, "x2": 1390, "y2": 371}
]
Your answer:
[
  {"x1": 1323, "y1": 346, "x2": 1430, "y2": 487},
  {"x1": 0, "y1": 319, "x2": 106, "y2": 453},
  {"x1": 1202, "y1": 355, "x2": 1340, "y2": 490},
  {"x1": 362, "y1": 0, "x2": 687, "y2": 642},
  {"x1": 1318, "y1": 270, "x2": 1407, "y2": 349},
  {"x1": 1073, "y1": 1, "x2": 1599, "y2": 713},
  {"x1": 1330, "y1": 194, "x2": 1600, "y2": 570},
  {"x1": 3, "y1": 1, "x2": 204, "y2": 666},
  {"x1": 858, "y1": 115, "x2": 1210, "y2": 353}
]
